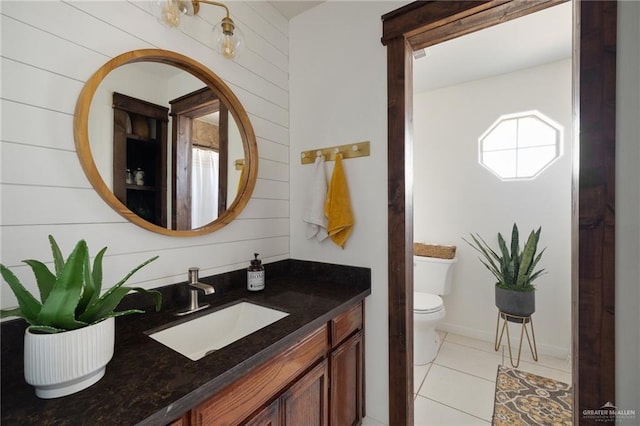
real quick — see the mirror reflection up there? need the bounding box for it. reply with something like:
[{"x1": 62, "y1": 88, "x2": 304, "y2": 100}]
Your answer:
[{"x1": 88, "y1": 62, "x2": 245, "y2": 230}]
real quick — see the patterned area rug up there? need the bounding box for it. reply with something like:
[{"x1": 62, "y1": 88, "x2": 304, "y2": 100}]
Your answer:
[{"x1": 493, "y1": 365, "x2": 572, "y2": 425}]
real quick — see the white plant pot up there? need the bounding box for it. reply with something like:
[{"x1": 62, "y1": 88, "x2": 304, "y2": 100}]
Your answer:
[{"x1": 24, "y1": 317, "x2": 115, "y2": 399}]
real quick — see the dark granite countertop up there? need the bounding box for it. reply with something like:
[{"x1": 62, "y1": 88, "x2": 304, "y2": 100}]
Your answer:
[{"x1": 1, "y1": 260, "x2": 370, "y2": 425}]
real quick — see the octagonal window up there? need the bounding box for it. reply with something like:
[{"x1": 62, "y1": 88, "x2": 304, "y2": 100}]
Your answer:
[{"x1": 479, "y1": 111, "x2": 562, "y2": 180}]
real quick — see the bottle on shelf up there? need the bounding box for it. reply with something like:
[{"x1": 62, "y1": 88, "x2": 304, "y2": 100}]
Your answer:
[{"x1": 134, "y1": 168, "x2": 145, "y2": 186}]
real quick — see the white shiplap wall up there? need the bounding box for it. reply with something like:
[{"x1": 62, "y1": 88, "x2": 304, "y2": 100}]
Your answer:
[{"x1": 0, "y1": 0, "x2": 290, "y2": 308}]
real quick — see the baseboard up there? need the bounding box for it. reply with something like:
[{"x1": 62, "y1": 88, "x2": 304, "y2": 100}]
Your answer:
[
  {"x1": 362, "y1": 415, "x2": 387, "y2": 426},
  {"x1": 437, "y1": 321, "x2": 571, "y2": 360}
]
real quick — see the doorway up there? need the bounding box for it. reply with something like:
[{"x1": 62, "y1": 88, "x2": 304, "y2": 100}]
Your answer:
[
  {"x1": 411, "y1": 4, "x2": 573, "y2": 420},
  {"x1": 382, "y1": 1, "x2": 617, "y2": 424},
  {"x1": 170, "y1": 87, "x2": 230, "y2": 230}
]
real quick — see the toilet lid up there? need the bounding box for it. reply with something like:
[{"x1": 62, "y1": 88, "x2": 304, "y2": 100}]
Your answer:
[{"x1": 414, "y1": 292, "x2": 444, "y2": 313}]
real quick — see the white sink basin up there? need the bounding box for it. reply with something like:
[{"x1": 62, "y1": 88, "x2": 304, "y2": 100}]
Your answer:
[{"x1": 149, "y1": 301, "x2": 289, "y2": 361}]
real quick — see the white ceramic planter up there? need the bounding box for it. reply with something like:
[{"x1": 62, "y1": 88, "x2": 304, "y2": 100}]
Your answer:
[{"x1": 24, "y1": 317, "x2": 115, "y2": 399}]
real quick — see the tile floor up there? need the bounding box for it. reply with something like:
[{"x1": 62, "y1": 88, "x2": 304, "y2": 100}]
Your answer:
[
  {"x1": 361, "y1": 331, "x2": 572, "y2": 426},
  {"x1": 413, "y1": 331, "x2": 572, "y2": 425}
]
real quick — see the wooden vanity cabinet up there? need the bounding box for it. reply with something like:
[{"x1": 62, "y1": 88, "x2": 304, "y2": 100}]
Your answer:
[
  {"x1": 330, "y1": 333, "x2": 363, "y2": 426},
  {"x1": 329, "y1": 303, "x2": 364, "y2": 426},
  {"x1": 280, "y1": 359, "x2": 329, "y2": 426},
  {"x1": 244, "y1": 399, "x2": 280, "y2": 426},
  {"x1": 168, "y1": 414, "x2": 189, "y2": 426},
  {"x1": 176, "y1": 301, "x2": 364, "y2": 426},
  {"x1": 248, "y1": 359, "x2": 329, "y2": 426},
  {"x1": 190, "y1": 325, "x2": 328, "y2": 426}
]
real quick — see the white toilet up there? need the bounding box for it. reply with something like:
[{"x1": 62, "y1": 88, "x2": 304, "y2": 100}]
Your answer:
[{"x1": 414, "y1": 255, "x2": 457, "y2": 365}]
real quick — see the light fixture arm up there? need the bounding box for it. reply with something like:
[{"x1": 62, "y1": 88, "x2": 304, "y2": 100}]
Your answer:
[
  {"x1": 191, "y1": 0, "x2": 231, "y2": 19},
  {"x1": 191, "y1": 0, "x2": 235, "y2": 35}
]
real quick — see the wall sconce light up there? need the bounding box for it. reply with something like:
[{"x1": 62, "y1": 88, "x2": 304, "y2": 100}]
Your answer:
[{"x1": 152, "y1": 0, "x2": 244, "y2": 59}]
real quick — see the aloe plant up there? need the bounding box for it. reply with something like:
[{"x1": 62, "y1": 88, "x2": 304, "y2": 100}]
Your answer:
[
  {"x1": 463, "y1": 223, "x2": 546, "y2": 292},
  {"x1": 0, "y1": 236, "x2": 161, "y2": 333}
]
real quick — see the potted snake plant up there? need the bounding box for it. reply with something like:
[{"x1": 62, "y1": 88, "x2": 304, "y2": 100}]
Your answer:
[
  {"x1": 0, "y1": 235, "x2": 161, "y2": 399},
  {"x1": 463, "y1": 223, "x2": 546, "y2": 319}
]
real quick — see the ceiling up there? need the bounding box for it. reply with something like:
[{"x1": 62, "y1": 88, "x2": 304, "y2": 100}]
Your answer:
[
  {"x1": 413, "y1": 2, "x2": 572, "y2": 93},
  {"x1": 268, "y1": 2, "x2": 571, "y2": 95},
  {"x1": 267, "y1": 1, "x2": 324, "y2": 20}
]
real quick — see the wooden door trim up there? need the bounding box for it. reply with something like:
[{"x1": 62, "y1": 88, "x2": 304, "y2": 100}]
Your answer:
[
  {"x1": 169, "y1": 88, "x2": 229, "y2": 229},
  {"x1": 381, "y1": 1, "x2": 617, "y2": 424}
]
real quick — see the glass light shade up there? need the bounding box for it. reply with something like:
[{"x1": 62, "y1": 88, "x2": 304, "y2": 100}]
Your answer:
[
  {"x1": 212, "y1": 19, "x2": 244, "y2": 59},
  {"x1": 151, "y1": 0, "x2": 194, "y2": 29}
]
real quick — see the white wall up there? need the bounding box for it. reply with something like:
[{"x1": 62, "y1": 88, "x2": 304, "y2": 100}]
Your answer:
[
  {"x1": 0, "y1": 1, "x2": 290, "y2": 306},
  {"x1": 616, "y1": 0, "x2": 640, "y2": 414},
  {"x1": 289, "y1": 2, "x2": 407, "y2": 423},
  {"x1": 413, "y1": 59, "x2": 573, "y2": 357}
]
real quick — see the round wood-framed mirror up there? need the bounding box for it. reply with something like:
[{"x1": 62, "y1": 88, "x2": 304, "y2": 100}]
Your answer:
[{"x1": 74, "y1": 49, "x2": 258, "y2": 236}]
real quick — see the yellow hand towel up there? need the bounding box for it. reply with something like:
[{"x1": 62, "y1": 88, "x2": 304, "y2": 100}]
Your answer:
[{"x1": 324, "y1": 153, "x2": 354, "y2": 248}]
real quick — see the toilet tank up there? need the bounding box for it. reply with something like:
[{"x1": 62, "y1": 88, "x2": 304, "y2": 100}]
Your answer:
[{"x1": 413, "y1": 255, "x2": 457, "y2": 295}]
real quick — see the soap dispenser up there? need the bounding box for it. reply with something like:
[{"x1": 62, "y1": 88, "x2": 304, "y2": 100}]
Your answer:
[{"x1": 247, "y1": 253, "x2": 265, "y2": 291}]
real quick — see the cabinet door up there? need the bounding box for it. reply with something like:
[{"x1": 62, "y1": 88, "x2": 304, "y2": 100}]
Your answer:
[
  {"x1": 330, "y1": 331, "x2": 363, "y2": 426},
  {"x1": 331, "y1": 303, "x2": 363, "y2": 347},
  {"x1": 168, "y1": 414, "x2": 189, "y2": 426},
  {"x1": 244, "y1": 399, "x2": 279, "y2": 426},
  {"x1": 281, "y1": 359, "x2": 328, "y2": 426}
]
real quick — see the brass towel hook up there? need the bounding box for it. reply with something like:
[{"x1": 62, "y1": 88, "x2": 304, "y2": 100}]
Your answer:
[{"x1": 300, "y1": 141, "x2": 370, "y2": 164}]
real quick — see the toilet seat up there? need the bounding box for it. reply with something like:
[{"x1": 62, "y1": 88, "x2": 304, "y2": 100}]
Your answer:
[{"x1": 414, "y1": 292, "x2": 444, "y2": 314}]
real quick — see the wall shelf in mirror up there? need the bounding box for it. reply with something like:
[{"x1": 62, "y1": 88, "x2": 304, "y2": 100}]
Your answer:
[
  {"x1": 113, "y1": 92, "x2": 168, "y2": 227},
  {"x1": 73, "y1": 49, "x2": 258, "y2": 237}
]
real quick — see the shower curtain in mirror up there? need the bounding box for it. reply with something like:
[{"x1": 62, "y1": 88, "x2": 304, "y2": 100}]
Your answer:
[{"x1": 191, "y1": 147, "x2": 219, "y2": 228}]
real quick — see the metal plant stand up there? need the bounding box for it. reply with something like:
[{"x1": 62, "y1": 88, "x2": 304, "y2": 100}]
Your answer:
[{"x1": 494, "y1": 310, "x2": 538, "y2": 368}]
